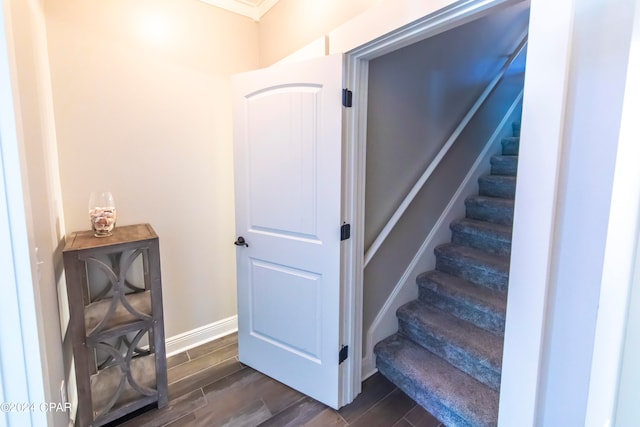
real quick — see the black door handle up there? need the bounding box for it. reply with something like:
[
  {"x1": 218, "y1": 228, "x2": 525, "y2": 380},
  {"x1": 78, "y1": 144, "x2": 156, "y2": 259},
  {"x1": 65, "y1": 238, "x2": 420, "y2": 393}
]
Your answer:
[{"x1": 234, "y1": 236, "x2": 249, "y2": 247}]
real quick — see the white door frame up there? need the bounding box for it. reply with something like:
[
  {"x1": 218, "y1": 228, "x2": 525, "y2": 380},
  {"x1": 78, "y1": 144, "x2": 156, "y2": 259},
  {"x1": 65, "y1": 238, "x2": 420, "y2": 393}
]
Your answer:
[
  {"x1": 340, "y1": 0, "x2": 529, "y2": 401},
  {"x1": 0, "y1": 2, "x2": 47, "y2": 426},
  {"x1": 584, "y1": 0, "x2": 640, "y2": 422},
  {"x1": 612, "y1": 221, "x2": 640, "y2": 425}
]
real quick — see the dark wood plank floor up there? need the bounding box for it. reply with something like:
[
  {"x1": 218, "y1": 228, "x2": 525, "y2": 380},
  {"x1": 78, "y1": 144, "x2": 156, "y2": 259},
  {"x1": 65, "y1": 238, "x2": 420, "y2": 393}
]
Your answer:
[{"x1": 109, "y1": 333, "x2": 444, "y2": 427}]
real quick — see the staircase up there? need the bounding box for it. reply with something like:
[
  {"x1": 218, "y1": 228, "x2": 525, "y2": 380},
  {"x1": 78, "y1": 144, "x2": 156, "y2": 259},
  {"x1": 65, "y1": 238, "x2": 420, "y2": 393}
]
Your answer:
[{"x1": 374, "y1": 122, "x2": 520, "y2": 427}]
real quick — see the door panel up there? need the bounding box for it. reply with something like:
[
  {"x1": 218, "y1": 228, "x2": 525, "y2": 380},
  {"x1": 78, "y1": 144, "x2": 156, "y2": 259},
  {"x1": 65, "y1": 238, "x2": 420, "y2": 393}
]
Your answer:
[
  {"x1": 233, "y1": 54, "x2": 343, "y2": 409},
  {"x1": 250, "y1": 260, "x2": 321, "y2": 360},
  {"x1": 247, "y1": 86, "x2": 320, "y2": 239}
]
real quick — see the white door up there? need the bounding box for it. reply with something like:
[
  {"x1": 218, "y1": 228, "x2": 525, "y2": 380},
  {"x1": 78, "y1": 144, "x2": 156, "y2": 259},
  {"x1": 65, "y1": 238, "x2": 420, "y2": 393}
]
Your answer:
[{"x1": 232, "y1": 54, "x2": 344, "y2": 409}]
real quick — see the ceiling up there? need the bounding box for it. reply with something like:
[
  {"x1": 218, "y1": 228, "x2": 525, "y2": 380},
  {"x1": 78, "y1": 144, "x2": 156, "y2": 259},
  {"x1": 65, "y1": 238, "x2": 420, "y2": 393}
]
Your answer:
[{"x1": 198, "y1": 0, "x2": 281, "y2": 21}]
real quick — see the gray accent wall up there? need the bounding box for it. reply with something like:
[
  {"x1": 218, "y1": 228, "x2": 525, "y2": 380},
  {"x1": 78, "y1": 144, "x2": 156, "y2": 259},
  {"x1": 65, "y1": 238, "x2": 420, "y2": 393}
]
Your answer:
[{"x1": 363, "y1": 3, "x2": 530, "y2": 343}]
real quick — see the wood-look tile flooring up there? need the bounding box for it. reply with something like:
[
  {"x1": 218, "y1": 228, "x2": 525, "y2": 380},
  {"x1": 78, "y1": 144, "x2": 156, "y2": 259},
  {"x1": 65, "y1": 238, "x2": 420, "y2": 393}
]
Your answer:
[{"x1": 109, "y1": 333, "x2": 445, "y2": 427}]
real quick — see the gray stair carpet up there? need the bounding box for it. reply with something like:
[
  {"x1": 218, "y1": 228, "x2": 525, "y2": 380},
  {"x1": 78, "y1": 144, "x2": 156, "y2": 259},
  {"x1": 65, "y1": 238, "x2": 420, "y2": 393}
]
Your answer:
[{"x1": 375, "y1": 122, "x2": 520, "y2": 427}]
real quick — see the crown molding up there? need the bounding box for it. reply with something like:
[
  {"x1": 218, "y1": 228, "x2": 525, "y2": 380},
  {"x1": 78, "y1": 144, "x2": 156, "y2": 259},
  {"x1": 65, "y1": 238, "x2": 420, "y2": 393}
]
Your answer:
[{"x1": 198, "y1": 0, "x2": 280, "y2": 21}]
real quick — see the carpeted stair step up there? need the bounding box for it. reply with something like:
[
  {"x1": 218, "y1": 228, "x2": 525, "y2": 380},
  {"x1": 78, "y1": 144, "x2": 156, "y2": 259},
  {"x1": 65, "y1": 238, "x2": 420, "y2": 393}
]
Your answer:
[
  {"x1": 501, "y1": 137, "x2": 519, "y2": 155},
  {"x1": 450, "y1": 218, "x2": 512, "y2": 257},
  {"x1": 375, "y1": 334, "x2": 499, "y2": 427},
  {"x1": 512, "y1": 122, "x2": 521, "y2": 137},
  {"x1": 490, "y1": 155, "x2": 518, "y2": 176},
  {"x1": 465, "y1": 195, "x2": 514, "y2": 226},
  {"x1": 418, "y1": 270, "x2": 507, "y2": 334},
  {"x1": 435, "y1": 243, "x2": 509, "y2": 292},
  {"x1": 478, "y1": 175, "x2": 517, "y2": 199},
  {"x1": 397, "y1": 300, "x2": 503, "y2": 390}
]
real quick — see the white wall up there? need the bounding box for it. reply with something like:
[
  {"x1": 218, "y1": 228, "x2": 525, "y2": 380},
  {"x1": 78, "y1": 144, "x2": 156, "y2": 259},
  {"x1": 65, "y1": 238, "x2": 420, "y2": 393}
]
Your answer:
[
  {"x1": 362, "y1": 3, "x2": 528, "y2": 352},
  {"x1": 500, "y1": 0, "x2": 638, "y2": 424},
  {"x1": 613, "y1": 238, "x2": 640, "y2": 426},
  {"x1": 365, "y1": 3, "x2": 528, "y2": 249},
  {"x1": 536, "y1": 0, "x2": 634, "y2": 423},
  {"x1": 43, "y1": 0, "x2": 259, "y2": 343},
  {"x1": 0, "y1": 3, "x2": 49, "y2": 426},
  {"x1": 586, "y1": 1, "x2": 640, "y2": 420},
  {"x1": 3, "y1": 0, "x2": 69, "y2": 425},
  {"x1": 594, "y1": 3, "x2": 640, "y2": 424},
  {"x1": 258, "y1": 0, "x2": 378, "y2": 66}
]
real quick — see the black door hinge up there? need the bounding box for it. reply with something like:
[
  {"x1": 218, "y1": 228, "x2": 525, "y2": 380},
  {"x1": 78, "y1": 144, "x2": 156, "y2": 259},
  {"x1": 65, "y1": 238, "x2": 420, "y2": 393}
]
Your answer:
[
  {"x1": 342, "y1": 89, "x2": 353, "y2": 108},
  {"x1": 339, "y1": 345, "x2": 349, "y2": 364},
  {"x1": 340, "y1": 223, "x2": 351, "y2": 241}
]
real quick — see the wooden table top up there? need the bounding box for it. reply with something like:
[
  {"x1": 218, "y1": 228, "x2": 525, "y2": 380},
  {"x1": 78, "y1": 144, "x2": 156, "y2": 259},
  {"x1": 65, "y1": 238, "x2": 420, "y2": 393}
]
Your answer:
[{"x1": 63, "y1": 223, "x2": 158, "y2": 252}]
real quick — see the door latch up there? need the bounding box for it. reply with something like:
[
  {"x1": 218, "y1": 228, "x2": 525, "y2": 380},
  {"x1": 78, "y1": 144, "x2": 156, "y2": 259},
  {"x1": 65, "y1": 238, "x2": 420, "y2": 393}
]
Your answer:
[{"x1": 234, "y1": 236, "x2": 249, "y2": 247}]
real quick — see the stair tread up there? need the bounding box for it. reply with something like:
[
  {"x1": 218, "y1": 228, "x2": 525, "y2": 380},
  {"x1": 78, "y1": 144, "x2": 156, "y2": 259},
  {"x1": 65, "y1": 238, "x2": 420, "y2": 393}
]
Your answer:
[
  {"x1": 478, "y1": 174, "x2": 517, "y2": 199},
  {"x1": 465, "y1": 195, "x2": 515, "y2": 226},
  {"x1": 490, "y1": 154, "x2": 518, "y2": 161},
  {"x1": 450, "y1": 218, "x2": 512, "y2": 241},
  {"x1": 501, "y1": 137, "x2": 520, "y2": 156},
  {"x1": 435, "y1": 243, "x2": 510, "y2": 274},
  {"x1": 450, "y1": 217, "x2": 512, "y2": 257},
  {"x1": 465, "y1": 195, "x2": 515, "y2": 208},
  {"x1": 398, "y1": 300, "x2": 503, "y2": 371},
  {"x1": 479, "y1": 174, "x2": 517, "y2": 184},
  {"x1": 512, "y1": 122, "x2": 521, "y2": 137},
  {"x1": 490, "y1": 155, "x2": 518, "y2": 176},
  {"x1": 466, "y1": 195, "x2": 514, "y2": 208},
  {"x1": 375, "y1": 334, "x2": 499, "y2": 427},
  {"x1": 435, "y1": 243, "x2": 510, "y2": 291},
  {"x1": 418, "y1": 270, "x2": 507, "y2": 315},
  {"x1": 418, "y1": 270, "x2": 506, "y2": 335}
]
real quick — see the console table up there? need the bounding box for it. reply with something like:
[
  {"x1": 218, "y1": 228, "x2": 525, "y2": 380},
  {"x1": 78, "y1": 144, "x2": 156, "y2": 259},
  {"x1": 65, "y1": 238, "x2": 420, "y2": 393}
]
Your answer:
[{"x1": 63, "y1": 223, "x2": 168, "y2": 426}]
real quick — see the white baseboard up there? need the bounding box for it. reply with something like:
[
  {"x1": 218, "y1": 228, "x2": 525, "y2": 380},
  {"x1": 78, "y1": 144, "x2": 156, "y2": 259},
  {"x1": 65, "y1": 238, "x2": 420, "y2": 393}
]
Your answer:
[
  {"x1": 165, "y1": 315, "x2": 238, "y2": 356},
  {"x1": 361, "y1": 184, "x2": 464, "y2": 379},
  {"x1": 361, "y1": 355, "x2": 378, "y2": 381}
]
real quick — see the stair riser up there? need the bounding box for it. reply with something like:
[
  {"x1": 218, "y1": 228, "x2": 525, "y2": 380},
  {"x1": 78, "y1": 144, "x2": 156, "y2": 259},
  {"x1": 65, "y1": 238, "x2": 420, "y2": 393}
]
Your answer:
[
  {"x1": 376, "y1": 358, "x2": 474, "y2": 427},
  {"x1": 451, "y1": 230, "x2": 511, "y2": 257},
  {"x1": 490, "y1": 156, "x2": 518, "y2": 176},
  {"x1": 465, "y1": 201, "x2": 514, "y2": 226},
  {"x1": 418, "y1": 286, "x2": 505, "y2": 335},
  {"x1": 435, "y1": 256, "x2": 508, "y2": 292},
  {"x1": 512, "y1": 122, "x2": 521, "y2": 137},
  {"x1": 375, "y1": 334, "x2": 500, "y2": 426},
  {"x1": 501, "y1": 138, "x2": 519, "y2": 155},
  {"x1": 398, "y1": 318, "x2": 501, "y2": 391},
  {"x1": 374, "y1": 121, "x2": 521, "y2": 425},
  {"x1": 478, "y1": 177, "x2": 516, "y2": 199}
]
